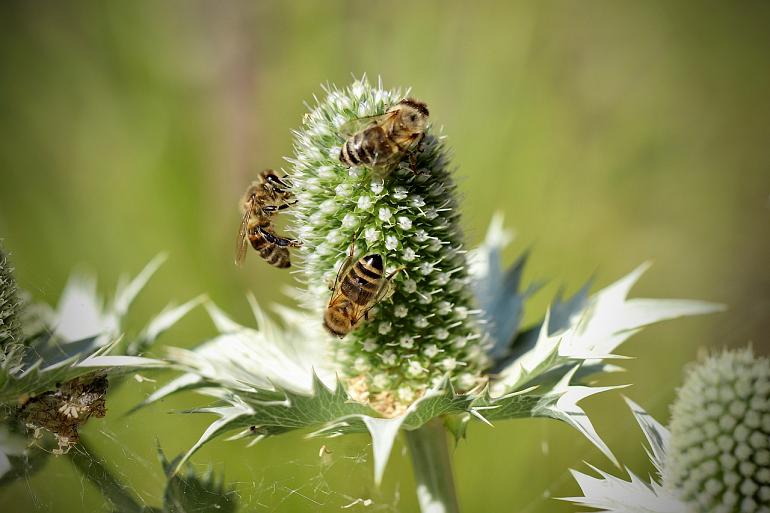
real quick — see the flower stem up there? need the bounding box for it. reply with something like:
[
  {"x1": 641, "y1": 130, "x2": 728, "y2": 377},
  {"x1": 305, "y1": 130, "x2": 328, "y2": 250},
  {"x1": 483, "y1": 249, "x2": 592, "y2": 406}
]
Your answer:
[{"x1": 404, "y1": 418, "x2": 460, "y2": 513}]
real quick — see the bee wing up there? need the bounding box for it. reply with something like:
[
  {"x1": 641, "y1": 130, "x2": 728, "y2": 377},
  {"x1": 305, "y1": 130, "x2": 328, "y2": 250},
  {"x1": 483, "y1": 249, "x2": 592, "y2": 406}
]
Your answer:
[
  {"x1": 326, "y1": 289, "x2": 344, "y2": 308},
  {"x1": 349, "y1": 301, "x2": 376, "y2": 327},
  {"x1": 338, "y1": 111, "x2": 397, "y2": 137},
  {"x1": 234, "y1": 210, "x2": 251, "y2": 266}
]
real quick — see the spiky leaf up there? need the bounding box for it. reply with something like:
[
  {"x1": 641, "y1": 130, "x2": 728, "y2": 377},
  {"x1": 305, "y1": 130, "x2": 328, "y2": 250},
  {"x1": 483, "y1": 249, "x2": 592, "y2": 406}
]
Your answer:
[{"x1": 160, "y1": 447, "x2": 237, "y2": 513}]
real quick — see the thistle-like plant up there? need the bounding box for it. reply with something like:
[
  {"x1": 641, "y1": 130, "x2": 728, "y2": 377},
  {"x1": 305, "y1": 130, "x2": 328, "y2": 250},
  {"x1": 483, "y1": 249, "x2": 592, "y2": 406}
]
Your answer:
[
  {"x1": 141, "y1": 78, "x2": 723, "y2": 513},
  {"x1": 0, "y1": 249, "x2": 199, "y2": 485},
  {"x1": 564, "y1": 347, "x2": 770, "y2": 513}
]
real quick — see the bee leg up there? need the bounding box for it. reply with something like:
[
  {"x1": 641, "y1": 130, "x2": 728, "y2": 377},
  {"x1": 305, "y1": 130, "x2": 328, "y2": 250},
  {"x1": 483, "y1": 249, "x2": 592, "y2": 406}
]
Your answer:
[
  {"x1": 407, "y1": 133, "x2": 426, "y2": 174},
  {"x1": 369, "y1": 171, "x2": 386, "y2": 188},
  {"x1": 257, "y1": 227, "x2": 302, "y2": 247},
  {"x1": 264, "y1": 173, "x2": 292, "y2": 192},
  {"x1": 385, "y1": 266, "x2": 405, "y2": 281},
  {"x1": 416, "y1": 131, "x2": 426, "y2": 149},
  {"x1": 262, "y1": 203, "x2": 293, "y2": 214},
  {"x1": 372, "y1": 267, "x2": 405, "y2": 305}
]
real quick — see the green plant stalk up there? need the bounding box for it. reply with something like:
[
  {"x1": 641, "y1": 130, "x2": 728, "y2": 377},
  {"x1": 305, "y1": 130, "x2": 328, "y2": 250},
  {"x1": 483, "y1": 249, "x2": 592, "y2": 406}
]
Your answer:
[
  {"x1": 66, "y1": 435, "x2": 152, "y2": 513},
  {"x1": 404, "y1": 418, "x2": 460, "y2": 513}
]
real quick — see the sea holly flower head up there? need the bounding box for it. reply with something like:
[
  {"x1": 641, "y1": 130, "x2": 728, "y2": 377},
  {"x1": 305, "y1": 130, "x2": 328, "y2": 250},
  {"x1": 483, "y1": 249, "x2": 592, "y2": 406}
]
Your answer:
[
  {"x1": 564, "y1": 348, "x2": 769, "y2": 513},
  {"x1": 665, "y1": 348, "x2": 770, "y2": 513},
  {"x1": 289, "y1": 79, "x2": 488, "y2": 411},
  {"x1": 142, "y1": 78, "x2": 723, "y2": 486}
]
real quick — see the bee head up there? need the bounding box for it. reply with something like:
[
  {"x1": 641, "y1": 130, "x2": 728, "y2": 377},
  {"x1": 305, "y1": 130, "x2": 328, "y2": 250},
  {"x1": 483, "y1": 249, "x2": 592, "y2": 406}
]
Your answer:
[
  {"x1": 398, "y1": 98, "x2": 429, "y2": 131},
  {"x1": 240, "y1": 183, "x2": 261, "y2": 212}
]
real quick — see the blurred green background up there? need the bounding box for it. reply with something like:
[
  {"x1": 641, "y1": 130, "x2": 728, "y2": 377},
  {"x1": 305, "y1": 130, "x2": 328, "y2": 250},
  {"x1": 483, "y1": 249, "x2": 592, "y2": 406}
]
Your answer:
[{"x1": 1, "y1": 1, "x2": 768, "y2": 511}]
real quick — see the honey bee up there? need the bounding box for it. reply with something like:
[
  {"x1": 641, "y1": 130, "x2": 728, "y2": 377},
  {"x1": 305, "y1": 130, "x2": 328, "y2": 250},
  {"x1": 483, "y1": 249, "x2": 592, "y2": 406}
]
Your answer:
[
  {"x1": 339, "y1": 98, "x2": 429, "y2": 174},
  {"x1": 235, "y1": 170, "x2": 301, "y2": 268},
  {"x1": 324, "y1": 244, "x2": 403, "y2": 338}
]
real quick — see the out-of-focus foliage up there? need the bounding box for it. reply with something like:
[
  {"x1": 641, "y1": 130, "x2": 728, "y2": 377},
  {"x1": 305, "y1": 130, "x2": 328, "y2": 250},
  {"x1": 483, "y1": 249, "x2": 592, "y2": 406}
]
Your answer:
[
  {"x1": 160, "y1": 448, "x2": 238, "y2": 513},
  {"x1": 0, "y1": 1, "x2": 768, "y2": 512},
  {"x1": 0, "y1": 255, "x2": 191, "y2": 486}
]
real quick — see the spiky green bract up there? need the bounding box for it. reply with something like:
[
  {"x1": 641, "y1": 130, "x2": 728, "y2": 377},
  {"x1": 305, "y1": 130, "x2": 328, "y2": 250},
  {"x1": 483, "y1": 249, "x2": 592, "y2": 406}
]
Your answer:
[
  {"x1": 0, "y1": 245, "x2": 23, "y2": 370},
  {"x1": 664, "y1": 348, "x2": 770, "y2": 513},
  {"x1": 288, "y1": 78, "x2": 487, "y2": 410}
]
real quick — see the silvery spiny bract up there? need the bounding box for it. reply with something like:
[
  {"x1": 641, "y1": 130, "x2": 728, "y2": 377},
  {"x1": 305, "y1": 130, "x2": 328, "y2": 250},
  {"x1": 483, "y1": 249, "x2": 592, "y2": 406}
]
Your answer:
[
  {"x1": 143, "y1": 78, "x2": 723, "y2": 486},
  {"x1": 565, "y1": 348, "x2": 769, "y2": 513}
]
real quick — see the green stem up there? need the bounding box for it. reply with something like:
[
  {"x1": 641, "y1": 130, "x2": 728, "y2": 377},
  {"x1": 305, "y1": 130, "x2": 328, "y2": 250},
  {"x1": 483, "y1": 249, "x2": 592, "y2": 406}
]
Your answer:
[
  {"x1": 67, "y1": 435, "x2": 151, "y2": 513},
  {"x1": 404, "y1": 418, "x2": 461, "y2": 513}
]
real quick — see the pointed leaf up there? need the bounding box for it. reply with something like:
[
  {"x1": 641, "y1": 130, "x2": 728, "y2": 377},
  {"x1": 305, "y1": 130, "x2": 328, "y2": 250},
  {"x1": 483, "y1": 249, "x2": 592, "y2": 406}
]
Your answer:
[
  {"x1": 539, "y1": 382, "x2": 626, "y2": 467},
  {"x1": 443, "y1": 414, "x2": 470, "y2": 446},
  {"x1": 130, "y1": 296, "x2": 204, "y2": 355},
  {"x1": 624, "y1": 396, "x2": 670, "y2": 476},
  {"x1": 362, "y1": 416, "x2": 407, "y2": 485},
  {"x1": 76, "y1": 355, "x2": 165, "y2": 368},
  {"x1": 494, "y1": 263, "x2": 724, "y2": 395},
  {"x1": 172, "y1": 404, "x2": 255, "y2": 475},
  {"x1": 560, "y1": 466, "x2": 685, "y2": 513},
  {"x1": 130, "y1": 374, "x2": 204, "y2": 414},
  {"x1": 469, "y1": 214, "x2": 542, "y2": 362},
  {"x1": 561, "y1": 397, "x2": 684, "y2": 512},
  {"x1": 112, "y1": 254, "x2": 167, "y2": 318},
  {"x1": 557, "y1": 264, "x2": 725, "y2": 359},
  {"x1": 159, "y1": 446, "x2": 237, "y2": 513},
  {"x1": 54, "y1": 272, "x2": 105, "y2": 342}
]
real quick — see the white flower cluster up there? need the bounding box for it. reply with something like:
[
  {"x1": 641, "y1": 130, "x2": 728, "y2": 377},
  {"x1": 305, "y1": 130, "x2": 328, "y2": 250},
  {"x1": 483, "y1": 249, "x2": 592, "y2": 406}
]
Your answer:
[
  {"x1": 665, "y1": 348, "x2": 770, "y2": 513},
  {"x1": 288, "y1": 79, "x2": 487, "y2": 407}
]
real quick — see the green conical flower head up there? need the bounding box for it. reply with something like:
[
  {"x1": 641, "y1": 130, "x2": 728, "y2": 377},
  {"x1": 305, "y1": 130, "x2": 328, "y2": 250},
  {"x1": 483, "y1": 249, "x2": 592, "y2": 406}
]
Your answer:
[
  {"x1": 288, "y1": 79, "x2": 487, "y2": 414},
  {"x1": 0, "y1": 245, "x2": 23, "y2": 352},
  {"x1": 664, "y1": 348, "x2": 770, "y2": 513}
]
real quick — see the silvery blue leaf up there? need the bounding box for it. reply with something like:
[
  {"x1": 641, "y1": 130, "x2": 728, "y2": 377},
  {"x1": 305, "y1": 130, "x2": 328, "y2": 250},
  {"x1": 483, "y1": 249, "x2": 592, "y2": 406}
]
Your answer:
[
  {"x1": 468, "y1": 213, "x2": 542, "y2": 363},
  {"x1": 560, "y1": 400, "x2": 684, "y2": 513},
  {"x1": 493, "y1": 263, "x2": 725, "y2": 393}
]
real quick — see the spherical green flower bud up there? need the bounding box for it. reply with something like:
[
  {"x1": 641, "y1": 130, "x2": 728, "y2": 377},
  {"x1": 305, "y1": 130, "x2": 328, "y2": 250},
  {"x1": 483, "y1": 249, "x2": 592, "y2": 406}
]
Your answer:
[
  {"x1": 288, "y1": 79, "x2": 488, "y2": 415},
  {"x1": 0, "y1": 245, "x2": 23, "y2": 354},
  {"x1": 664, "y1": 348, "x2": 770, "y2": 513}
]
